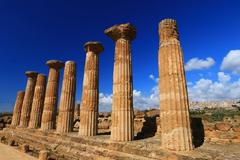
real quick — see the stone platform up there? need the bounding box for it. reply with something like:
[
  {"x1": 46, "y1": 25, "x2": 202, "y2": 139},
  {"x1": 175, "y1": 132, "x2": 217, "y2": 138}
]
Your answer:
[{"x1": 1, "y1": 128, "x2": 240, "y2": 160}]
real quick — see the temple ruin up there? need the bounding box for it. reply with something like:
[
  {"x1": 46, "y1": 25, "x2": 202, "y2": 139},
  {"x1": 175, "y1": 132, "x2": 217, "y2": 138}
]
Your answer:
[{"x1": 1, "y1": 19, "x2": 239, "y2": 160}]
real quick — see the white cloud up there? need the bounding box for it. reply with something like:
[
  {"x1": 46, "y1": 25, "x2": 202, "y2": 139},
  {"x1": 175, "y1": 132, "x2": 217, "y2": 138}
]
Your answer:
[
  {"x1": 99, "y1": 68, "x2": 240, "y2": 111},
  {"x1": 133, "y1": 89, "x2": 141, "y2": 97},
  {"x1": 98, "y1": 74, "x2": 160, "y2": 111},
  {"x1": 99, "y1": 93, "x2": 112, "y2": 111},
  {"x1": 185, "y1": 57, "x2": 215, "y2": 71},
  {"x1": 149, "y1": 74, "x2": 159, "y2": 83},
  {"x1": 221, "y1": 50, "x2": 240, "y2": 74},
  {"x1": 99, "y1": 88, "x2": 159, "y2": 111},
  {"x1": 133, "y1": 87, "x2": 159, "y2": 110},
  {"x1": 188, "y1": 74, "x2": 240, "y2": 101},
  {"x1": 218, "y1": 72, "x2": 231, "y2": 83},
  {"x1": 149, "y1": 74, "x2": 154, "y2": 80}
]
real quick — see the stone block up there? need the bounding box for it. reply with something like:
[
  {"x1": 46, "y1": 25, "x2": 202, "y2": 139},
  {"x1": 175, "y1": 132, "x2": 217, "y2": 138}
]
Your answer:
[{"x1": 215, "y1": 123, "x2": 232, "y2": 131}]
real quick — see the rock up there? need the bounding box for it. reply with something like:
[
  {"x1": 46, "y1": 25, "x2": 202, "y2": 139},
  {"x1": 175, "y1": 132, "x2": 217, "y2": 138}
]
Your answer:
[
  {"x1": 38, "y1": 150, "x2": 49, "y2": 160},
  {"x1": 8, "y1": 139, "x2": 15, "y2": 146},
  {"x1": 98, "y1": 120, "x2": 110, "y2": 129},
  {"x1": 74, "y1": 121, "x2": 80, "y2": 129},
  {"x1": 6, "y1": 118, "x2": 12, "y2": 124},
  {"x1": 21, "y1": 144, "x2": 29, "y2": 153},
  {"x1": 232, "y1": 125, "x2": 240, "y2": 132},
  {"x1": 134, "y1": 110, "x2": 145, "y2": 118},
  {"x1": 146, "y1": 109, "x2": 159, "y2": 118},
  {"x1": 204, "y1": 123, "x2": 215, "y2": 131},
  {"x1": 0, "y1": 122, "x2": 5, "y2": 128},
  {"x1": 215, "y1": 123, "x2": 232, "y2": 131},
  {"x1": 99, "y1": 112, "x2": 111, "y2": 118}
]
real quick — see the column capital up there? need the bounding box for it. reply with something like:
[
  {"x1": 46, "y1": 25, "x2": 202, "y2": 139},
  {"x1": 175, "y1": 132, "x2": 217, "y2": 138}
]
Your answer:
[
  {"x1": 104, "y1": 23, "x2": 136, "y2": 41},
  {"x1": 46, "y1": 60, "x2": 64, "y2": 69},
  {"x1": 38, "y1": 73, "x2": 46, "y2": 77},
  {"x1": 84, "y1": 41, "x2": 104, "y2": 54},
  {"x1": 25, "y1": 71, "x2": 38, "y2": 79},
  {"x1": 36, "y1": 74, "x2": 46, "y2": 84},
  {"x1": 159, "y1": 18, "x2": 179, "y2": 42},
  {"x1": 17, "y1": 90, "x2": 25, "y2": 95}
]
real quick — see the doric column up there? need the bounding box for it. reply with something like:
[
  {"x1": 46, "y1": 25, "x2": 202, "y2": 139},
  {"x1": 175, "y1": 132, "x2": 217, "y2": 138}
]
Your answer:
[
  {"x1": 11, "y1": 91, "x2": 25, "y2": 127},
  {"x1": 28, "y1": 74, "x2": 46, "y2": 129},
  {"x1": 78, "y1": 42, "x2": 103, "y2": 136},
  {"x1": 19, "y1": 71, "x2": 38, "y2": 127},
  {"x1": 41, "y1": 60, "x2": 64, "y2": 131},
  {"x1": 57, "y1": 61, "x2": 76, "y2": 133},
  {"x1": 104, "y1": 23, "x2": 136, "y2": 141},
  {"x1": 158, "y1": 19, "x2": 193, "y2": 151}
]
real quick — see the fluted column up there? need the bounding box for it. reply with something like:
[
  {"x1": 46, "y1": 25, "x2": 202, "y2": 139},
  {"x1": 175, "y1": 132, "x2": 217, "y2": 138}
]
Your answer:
[
  {"x1": 158, "y1": 19, "x2": 193, "y2": 151},
  {"x1": 57, "y1": 61, "x2": 76, "y2": 133},
  {"x1": 19, "y1": 71, "x2": 38, "y2": 127},
  {"x1": 105, "y1": 23, "x2": 136, "y2": 141},
  {"x1": 11, "y1": 91, "x2": 25, "y2": 126},
  {"x1": 41, "y1": 60, "x2": 64, "y2": 131},
  {"x1": 28, "y1": 74, "x2": 46, "y2": 129},
  {"x1": 79, "y1": 42, "x2": 104, "y2": 136}
]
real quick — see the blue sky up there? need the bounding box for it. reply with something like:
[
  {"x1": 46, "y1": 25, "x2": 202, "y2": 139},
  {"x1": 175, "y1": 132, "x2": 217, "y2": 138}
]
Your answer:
[{"x1": 0, "y1": 0, "x2": 240, "y2": 112}]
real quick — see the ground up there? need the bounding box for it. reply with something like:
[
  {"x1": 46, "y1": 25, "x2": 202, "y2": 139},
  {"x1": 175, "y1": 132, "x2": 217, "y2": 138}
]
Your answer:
[{"x1": 0, "y1": 143, "x2": 37, "y2": 160}]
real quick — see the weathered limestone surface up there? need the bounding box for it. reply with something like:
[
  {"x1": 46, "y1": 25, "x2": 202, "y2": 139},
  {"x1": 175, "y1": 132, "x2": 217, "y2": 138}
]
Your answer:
[
  {"x1": 19, "y1": 71, "x2": 38, "y2": 127},
  {"x1": 158, "y1": 19, "x2": 193, "y2": 151},
  {"x1": 11, "y1": 91, "x2": 25, "y2": 127},
  {"x1": 79, "y1": 42, "x2": 103, "y2": 136},
  {"x1": 74, "y1": 103, "x2": 80, "y2": 121},
  {"x1": 2, "y1": 127, "x2": 240, "y2": 160},
  {"x1": 105, "y1": 23, "x2": 136, "y2": 141},
  {"x1": 57, "y1": 61, "x2": 76, "y2": 133},
  {"x1": 41, "y1": 60, "x2": 64, "y2": 131},
  {"x1": 38, "y1": 150, "x2": 49, "y2": 160},
  {"x1": 28, "y1": 74, "x2": 47, "y2": 129}
]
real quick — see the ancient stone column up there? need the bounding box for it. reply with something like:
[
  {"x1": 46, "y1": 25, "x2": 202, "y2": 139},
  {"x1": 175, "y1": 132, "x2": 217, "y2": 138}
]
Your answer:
[
  {"x1": 41, "y1": 60, "x2": 64, "y2": 131},
  {"x1": 57, "y1": 61, "x2": 76, "y2": 133},
  {"x1": 19, "y1": 71, "x2": 38, "y2": 127},
  {"x1": 11, "y1": 91, "x2": 25, "y2": 127},
  {"x1": 158, "y1": 19, "x2": 193, "y2": 151},
  {"x1": 105, "y1": 23, "x2": 136, "y2": 141},
  {"x1": 78, "y1": 42, "x2": 103, "y2": 136},
  {"x1": 28, "y1": 74, "x2": 46, "y2": 129}
]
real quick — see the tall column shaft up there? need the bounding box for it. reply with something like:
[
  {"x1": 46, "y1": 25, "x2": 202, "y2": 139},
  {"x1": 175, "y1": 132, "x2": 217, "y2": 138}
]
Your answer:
[
  {"x1": 28, "y1": 74, "x2": 46, "y2": 129},
  {"x1": 105, "y1": 23, "x2": 136, "y2": 141},
  {"x1": 41, "y1": 60, "x2": 64, "y2": 131},
  {"x1": 158, "y1": 19, "x2": 193, "y2": 151},
  {"x1": 79, "y1": 42, "x2": 103, "y2": 136},
  {"x1": 57, "y1": 61, "x2": 76, "y2": 133},
  {"x1": 11, "y1": 91, "x2": 25, "y2": 126},
  {"x1": 19, "y1": 71, "x2": 38, "y2": 127}
]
